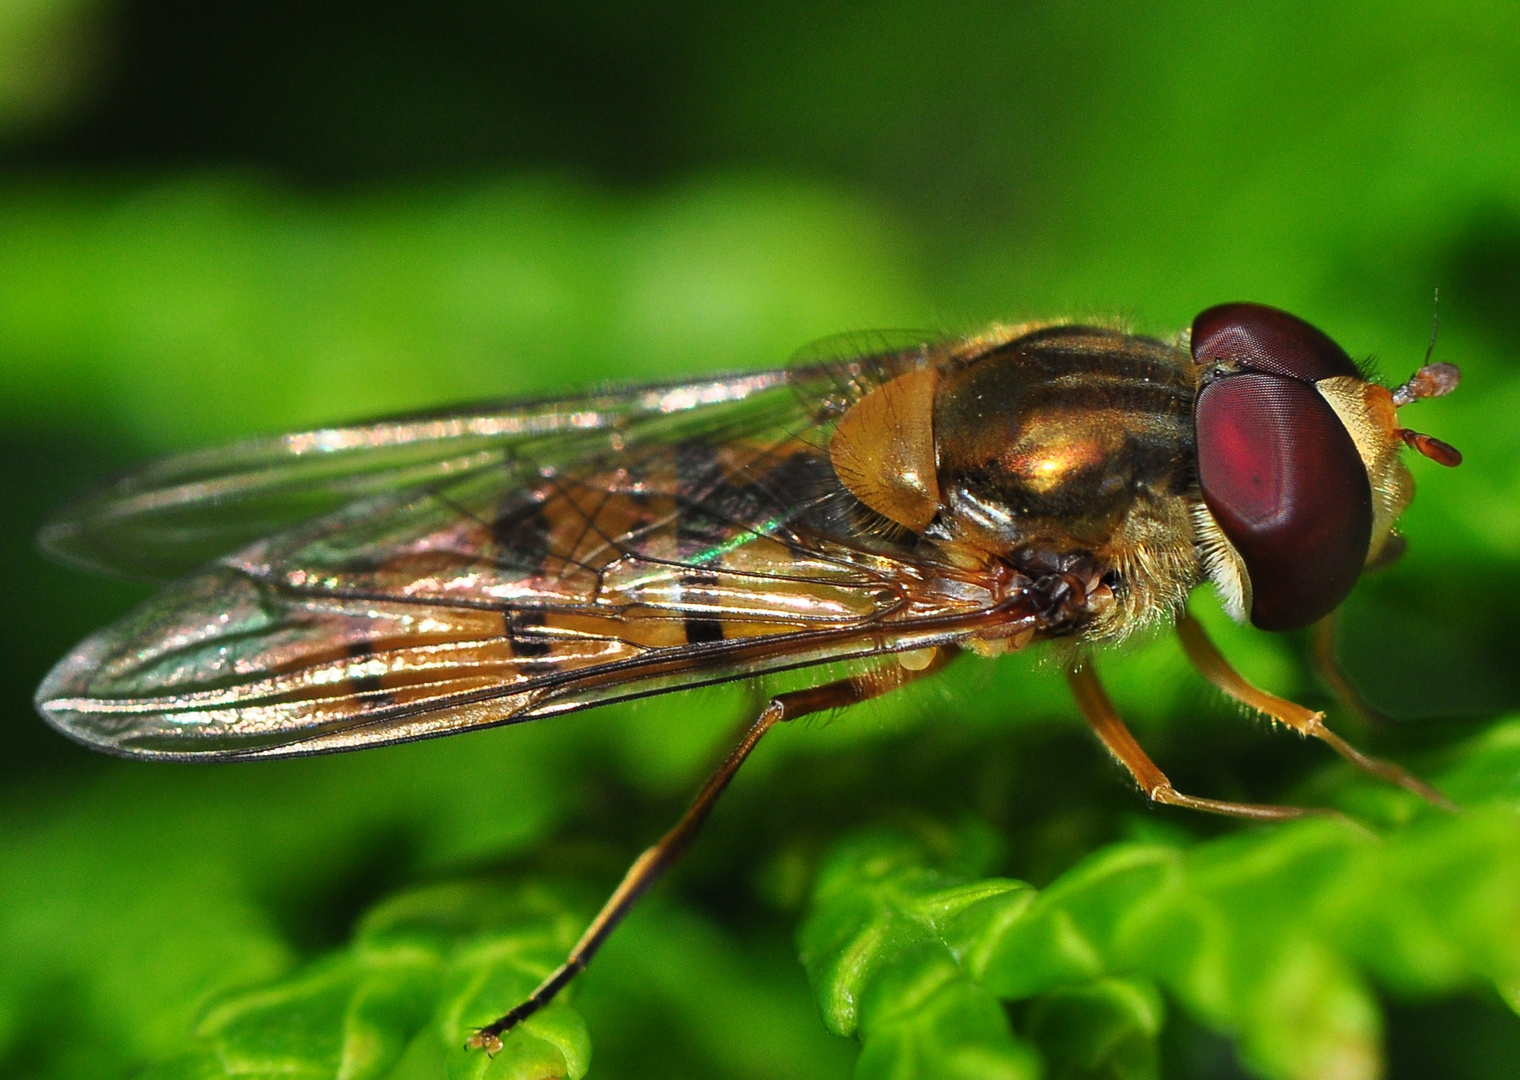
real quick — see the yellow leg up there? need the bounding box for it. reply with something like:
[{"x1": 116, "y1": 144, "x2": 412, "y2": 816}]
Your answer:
[
  {"x1": 1176, "y1": 613, "x2": 1454, "y2": 811},
  {"x1": 1067, "y1": 661, "x2": 1333, "y2": 822}
]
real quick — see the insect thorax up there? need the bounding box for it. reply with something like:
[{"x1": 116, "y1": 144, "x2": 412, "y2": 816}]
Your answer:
[{"x1": 830, "y1": 324, "x2": 1207, "y2": 643}]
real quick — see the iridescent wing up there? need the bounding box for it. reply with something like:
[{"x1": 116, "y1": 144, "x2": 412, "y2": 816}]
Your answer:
[
  {"x1": 38, "y1": 353, "x2": 1036, "y2": 761},
  {"x1": 38, "y1": 371, "x2": 796, "y2": 582}
]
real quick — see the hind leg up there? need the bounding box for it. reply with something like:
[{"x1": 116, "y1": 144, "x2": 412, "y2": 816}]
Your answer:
[{"x1": 469, "y1": 648, "x2": 954, "y2": 1052}]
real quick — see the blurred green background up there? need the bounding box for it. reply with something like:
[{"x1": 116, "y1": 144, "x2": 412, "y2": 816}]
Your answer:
[{"x1": 4, "y1": 3, "x2": 1520, "y2": 1079}]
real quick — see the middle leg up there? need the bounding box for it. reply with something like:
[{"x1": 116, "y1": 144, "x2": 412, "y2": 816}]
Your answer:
[
  {"x1": 1176, "y1": 612, "x2": 1454, "y2": 810},
  {"x1": 1067, "y1": 660, "x2": 1339, "y2": 822}
]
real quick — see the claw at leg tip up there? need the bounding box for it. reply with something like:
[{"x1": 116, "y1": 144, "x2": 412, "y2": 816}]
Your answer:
[{"x1": 467, "y1": 1030, "x2": 504, "y2": 1055}]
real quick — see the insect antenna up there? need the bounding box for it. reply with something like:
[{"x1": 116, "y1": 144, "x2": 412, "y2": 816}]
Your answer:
[
  {"x1": 1391, "y1": 361, "x2": 1461, "y2": 406},
  {"x1": 1388, "y1": 290, "x2": 1463, "y2": 466},
  {"x1": 1423, "y1": 286, "x2": 1440, "y2": 368},
  {"x1": 1398, "y1": 428, "x2": 1463, "y2": 467}
]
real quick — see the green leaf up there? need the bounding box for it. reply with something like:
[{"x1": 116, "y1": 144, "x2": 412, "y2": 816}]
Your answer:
[
  {"x1": 137, "y1": 881, "x2": 592, "y2": 1080},
  {"x1": 1025, "y1": 977, "x2": 1164, "y2": 1080},
  {"x1": 799, "y1": 830, "x2": 1041, "y2": 1079},
  {"x1": 801, "y1": 717, "x2": 1520, "y2": 1080}
]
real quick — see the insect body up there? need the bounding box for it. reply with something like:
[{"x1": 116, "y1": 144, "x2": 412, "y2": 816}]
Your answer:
[{"x1": 35, "y1": 303, "x2": 1461, "y2": 1048}]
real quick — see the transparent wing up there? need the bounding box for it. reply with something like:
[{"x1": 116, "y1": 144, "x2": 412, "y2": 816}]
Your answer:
[
  {"x1": 38, "y1": 370, "x2": 795, "y2": 582},
  {"x1": 38, "y1": 357, "x2": 1032, "y2": 760}
]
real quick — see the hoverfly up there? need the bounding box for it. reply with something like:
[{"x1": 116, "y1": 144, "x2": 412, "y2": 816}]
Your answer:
[{"x1": 36, "y1": 302, "x2": 1462, "y2": 1050}]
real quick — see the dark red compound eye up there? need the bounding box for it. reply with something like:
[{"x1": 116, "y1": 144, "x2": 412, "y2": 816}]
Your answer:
[
  {"x1": 1191, "y1": 307, "x2": 1374, "y2": 632},
  {"x1": 1192, "y1": 302, "x2": 1362, "y2": 382}
]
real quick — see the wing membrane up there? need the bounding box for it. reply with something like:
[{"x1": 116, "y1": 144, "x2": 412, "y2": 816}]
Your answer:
[
  {"x1": 38, "y1": 354, "x2": 1030, "y2": 760},
  {"x1": 37, "y1": 562, "x2": 997, "y2": 760},
  {"x1": 38, "y1": 371, "x2": 794, "y2": 582}
]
